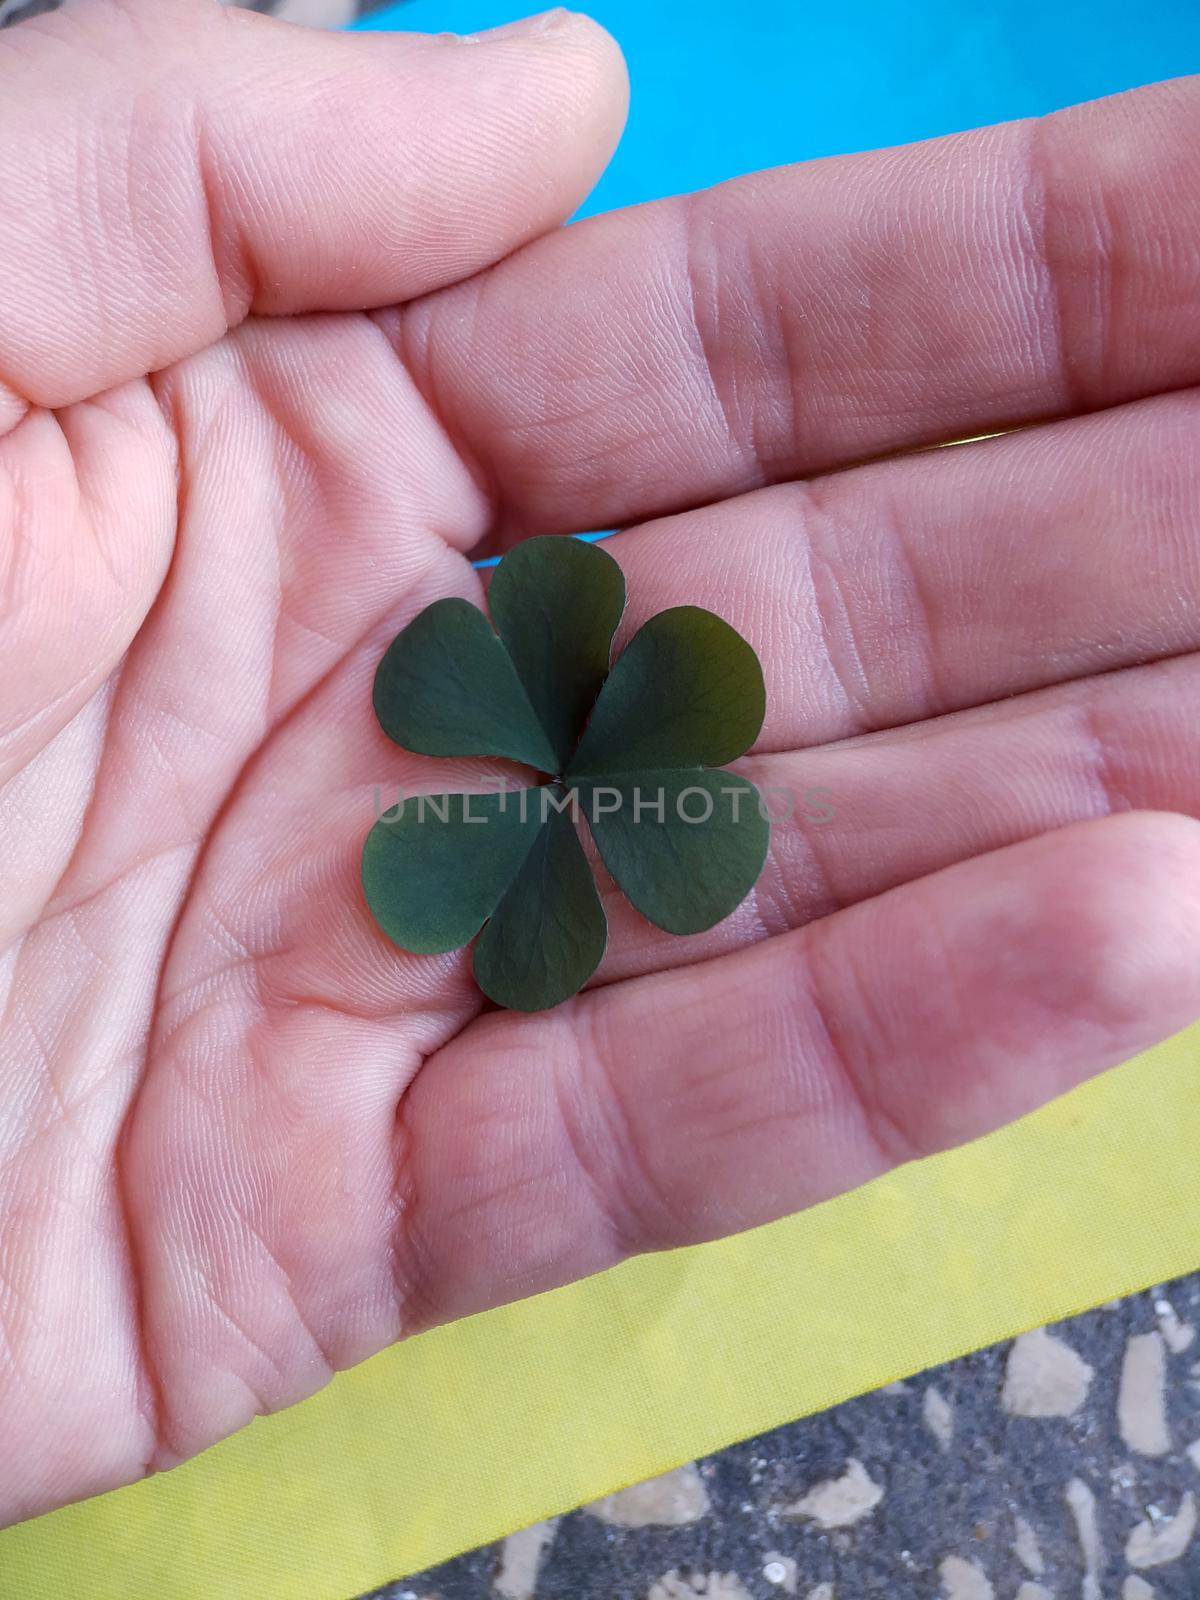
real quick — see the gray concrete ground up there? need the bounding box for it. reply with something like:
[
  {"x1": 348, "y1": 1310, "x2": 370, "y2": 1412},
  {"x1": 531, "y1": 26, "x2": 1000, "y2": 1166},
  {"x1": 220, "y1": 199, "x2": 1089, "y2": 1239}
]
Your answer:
[{"x1": 365, "y1": 1276, "x2": 1200, "y2": 1599}]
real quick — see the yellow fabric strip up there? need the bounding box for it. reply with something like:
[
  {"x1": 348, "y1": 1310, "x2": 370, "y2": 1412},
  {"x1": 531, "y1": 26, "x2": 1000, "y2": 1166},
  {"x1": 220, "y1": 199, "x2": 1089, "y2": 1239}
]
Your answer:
[{"x1": 4, "y1": 1023, "x2": 1198, "y2": 1599}]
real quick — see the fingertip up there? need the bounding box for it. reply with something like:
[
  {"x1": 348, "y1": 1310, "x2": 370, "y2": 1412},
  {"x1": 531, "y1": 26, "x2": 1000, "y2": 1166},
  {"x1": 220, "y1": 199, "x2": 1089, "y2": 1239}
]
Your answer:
[
  {"x1": 0, "y1": 0, "x2": 634, "y2": 411},
  {"x1": 451, "y1": 9, "x2": 630, "y2": 214},
  {"x1": 1086, "y1": 805, "x2": 1200, "y2": 866},
  {"x1": 560, "y1": 12, "x2": 632, "y2": 176},
  {"x1": 1013, "y1": 811, "x2": 1200, "y2": 1046},
  {"x1": 343, "y1": 10, "x2": 629, "y2": 274},
  {"x1": 807, "y1": 810, "x2": 1200, "y2": 1161}
]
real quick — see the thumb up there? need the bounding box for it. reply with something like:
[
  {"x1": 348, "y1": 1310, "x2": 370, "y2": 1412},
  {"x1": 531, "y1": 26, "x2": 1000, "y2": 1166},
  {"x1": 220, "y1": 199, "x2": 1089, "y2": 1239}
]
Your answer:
[{"x1": 0, "y1": 1, "x2": 627, "y2": 426}]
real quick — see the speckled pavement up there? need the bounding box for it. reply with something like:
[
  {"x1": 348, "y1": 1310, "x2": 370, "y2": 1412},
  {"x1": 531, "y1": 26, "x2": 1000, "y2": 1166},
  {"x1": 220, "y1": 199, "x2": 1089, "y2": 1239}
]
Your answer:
[{"x1": 363, "y1": 1277, "x2": 1200, "y2": 1599}]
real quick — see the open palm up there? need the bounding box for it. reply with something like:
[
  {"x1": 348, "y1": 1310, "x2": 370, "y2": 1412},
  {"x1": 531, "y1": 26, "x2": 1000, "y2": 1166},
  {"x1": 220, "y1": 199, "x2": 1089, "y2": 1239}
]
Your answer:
[{"x1": 4, "y1": 0, "x2": 1200, "y2": 1529}]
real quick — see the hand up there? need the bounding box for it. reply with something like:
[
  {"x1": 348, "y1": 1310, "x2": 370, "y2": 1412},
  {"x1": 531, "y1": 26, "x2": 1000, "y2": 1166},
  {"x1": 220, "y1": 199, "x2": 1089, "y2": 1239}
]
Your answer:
[{"x1": 4, "y1": 0, "x2": 1199, "y2": 1529}]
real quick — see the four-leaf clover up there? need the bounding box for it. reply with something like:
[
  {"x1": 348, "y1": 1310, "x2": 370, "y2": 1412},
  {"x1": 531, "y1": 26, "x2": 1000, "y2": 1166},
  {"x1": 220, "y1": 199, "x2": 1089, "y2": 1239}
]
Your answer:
[{"x1": 362, "y1": 536, "x2": 770, "y2": 1011}]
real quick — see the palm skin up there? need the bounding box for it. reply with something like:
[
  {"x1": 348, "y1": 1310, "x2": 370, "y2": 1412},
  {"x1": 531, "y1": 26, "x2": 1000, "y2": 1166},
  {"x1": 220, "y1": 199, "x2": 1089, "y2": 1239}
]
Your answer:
[{"x1": 4, "y1": 0, "x2": 1200, "y2": 1531}]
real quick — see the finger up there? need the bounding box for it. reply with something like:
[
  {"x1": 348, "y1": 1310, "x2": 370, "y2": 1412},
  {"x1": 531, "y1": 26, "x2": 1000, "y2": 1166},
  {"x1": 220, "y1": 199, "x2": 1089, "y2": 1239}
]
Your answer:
[
  {"x1": 116, "y1": 569, "x2": 1196, "y2": 1442},
  {"x1": 0, "y1": 1, "x2": 626, "y2": 425},
  {"x1": 602, "y1": 389, "x2": 1200, "y2": 751},
  {"x1": 403, "y1": 812, "x2": 1200, "y2": 1321},
  {"x1": 141, "y1": 368, "x2": 1200, "y2": 998},
  {"x1": 398, "y1": 75, "x2": 1200, "y2": 538},
  {"x1": 591, "y1": 651, "x2": 1200, "y2": 984},
  {"x1": 139, "y1": 517, "x2": 1200, "y2": 1013}
]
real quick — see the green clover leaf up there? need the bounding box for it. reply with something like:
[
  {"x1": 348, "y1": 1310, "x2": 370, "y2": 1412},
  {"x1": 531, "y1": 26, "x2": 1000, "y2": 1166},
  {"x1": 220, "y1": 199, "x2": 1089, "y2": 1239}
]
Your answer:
[{"x1": 363, "y1": 536, "x2": 770, "y2": 1012}]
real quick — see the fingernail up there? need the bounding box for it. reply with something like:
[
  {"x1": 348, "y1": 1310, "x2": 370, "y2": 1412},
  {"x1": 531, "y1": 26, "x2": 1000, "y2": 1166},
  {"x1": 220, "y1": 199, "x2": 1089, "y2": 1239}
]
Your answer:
[{"x1": 464, "y1": 9, "x2": 576, "y2": 43}]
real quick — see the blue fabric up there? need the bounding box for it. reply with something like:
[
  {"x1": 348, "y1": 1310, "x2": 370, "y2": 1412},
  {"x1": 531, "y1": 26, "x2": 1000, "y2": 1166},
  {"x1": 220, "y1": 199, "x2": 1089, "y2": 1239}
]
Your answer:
[{"x1": 353, "y1": 1, "x2": 1200, "y2": 217}]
